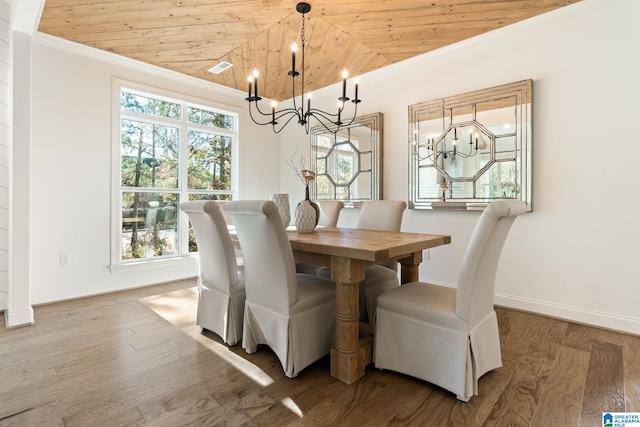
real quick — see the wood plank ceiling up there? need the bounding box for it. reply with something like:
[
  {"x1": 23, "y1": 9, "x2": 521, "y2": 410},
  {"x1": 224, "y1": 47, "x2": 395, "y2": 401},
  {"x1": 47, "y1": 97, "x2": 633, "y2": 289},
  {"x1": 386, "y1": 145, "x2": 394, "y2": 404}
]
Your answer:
[{"x1": 38, "y1": 0, "x2": 580, "y2": 102}]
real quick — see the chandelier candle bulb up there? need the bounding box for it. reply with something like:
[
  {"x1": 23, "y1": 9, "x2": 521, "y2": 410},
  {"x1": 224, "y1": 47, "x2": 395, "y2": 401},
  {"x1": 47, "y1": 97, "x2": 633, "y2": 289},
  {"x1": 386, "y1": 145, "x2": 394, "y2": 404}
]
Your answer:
[
  {"x1": 247, "y1": 77, "x2": 252, "y2": 99},
  {"x1": 252, "y1": 69, "x2": 259, "y2": 98},
  {"x1": 354, "y1": 78, "x2": 359, "y2": 100},
  {"x1": 307, "y1": 93, "x2": 311, "y2": 111},
  {"x1": 341, "y1": 70, "x2": 348, "y2": 100},
  {"x1": 291, "y1": 43, "x2": 297, "y2": 73}
]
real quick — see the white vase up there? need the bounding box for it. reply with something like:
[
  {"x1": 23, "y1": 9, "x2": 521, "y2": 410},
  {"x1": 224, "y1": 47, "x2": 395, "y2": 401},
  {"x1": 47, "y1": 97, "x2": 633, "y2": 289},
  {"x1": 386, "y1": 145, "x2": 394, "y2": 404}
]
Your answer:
[
  {"x1": 295, "y1": 200, "x2": 317, "y2": 233},
  {"x1": 270, "y1": 193, "x2": 290, "y2": 227}
]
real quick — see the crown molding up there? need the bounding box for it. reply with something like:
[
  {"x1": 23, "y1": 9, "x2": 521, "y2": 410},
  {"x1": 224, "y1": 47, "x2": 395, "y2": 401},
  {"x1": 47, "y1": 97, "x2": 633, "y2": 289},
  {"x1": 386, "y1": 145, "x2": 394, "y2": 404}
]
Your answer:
[{"x1": 31, "y1": 31, "x2": 244, "y2": 97}]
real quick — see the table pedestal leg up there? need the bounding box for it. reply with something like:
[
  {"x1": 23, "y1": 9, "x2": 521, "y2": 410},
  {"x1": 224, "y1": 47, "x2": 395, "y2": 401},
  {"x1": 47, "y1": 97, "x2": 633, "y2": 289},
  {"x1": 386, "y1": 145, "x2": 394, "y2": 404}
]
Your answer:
[
  {"x1": 398, "y1": 251, "x2": 422, "y2": 284},
  {"x1": 329, "y1": 257, "x2": 366, "y2": 384}
]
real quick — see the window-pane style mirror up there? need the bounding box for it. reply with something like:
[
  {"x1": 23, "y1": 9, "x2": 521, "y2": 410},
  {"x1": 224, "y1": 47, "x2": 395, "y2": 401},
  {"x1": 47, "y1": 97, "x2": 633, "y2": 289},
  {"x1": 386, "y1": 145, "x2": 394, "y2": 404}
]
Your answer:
[
  {"x1": 311, "y1": 113, "x2": 383, "y2": 207},
  {"x1": 409, "y1": 80, "x2": 532, "y2": 211}
]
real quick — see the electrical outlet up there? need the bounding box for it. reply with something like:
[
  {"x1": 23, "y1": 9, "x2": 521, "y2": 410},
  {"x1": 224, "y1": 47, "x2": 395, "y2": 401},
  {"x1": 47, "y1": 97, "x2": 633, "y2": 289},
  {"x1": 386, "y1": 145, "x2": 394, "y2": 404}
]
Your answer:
[
  {"x1": 60, "y1": 253, "x2": 71, "y2": 267},
  {"x1": 423, "y1": 249, "x2": 430, "y2": 260}
]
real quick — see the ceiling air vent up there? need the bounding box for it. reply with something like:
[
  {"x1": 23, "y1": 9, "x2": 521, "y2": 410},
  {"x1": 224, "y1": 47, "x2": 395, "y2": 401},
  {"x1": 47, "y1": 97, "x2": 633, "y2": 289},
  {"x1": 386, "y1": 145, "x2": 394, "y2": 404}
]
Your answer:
[{"x1": 208, "y1": 61, "x2": 233, "y2": 74}]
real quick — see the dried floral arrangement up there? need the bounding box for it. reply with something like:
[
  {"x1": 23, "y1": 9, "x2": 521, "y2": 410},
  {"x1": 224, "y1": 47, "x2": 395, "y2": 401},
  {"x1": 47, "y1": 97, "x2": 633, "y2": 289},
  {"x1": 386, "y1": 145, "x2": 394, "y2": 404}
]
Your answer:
[{"x1": 284, "y1": 147, "x2": 315, "y2": 187}]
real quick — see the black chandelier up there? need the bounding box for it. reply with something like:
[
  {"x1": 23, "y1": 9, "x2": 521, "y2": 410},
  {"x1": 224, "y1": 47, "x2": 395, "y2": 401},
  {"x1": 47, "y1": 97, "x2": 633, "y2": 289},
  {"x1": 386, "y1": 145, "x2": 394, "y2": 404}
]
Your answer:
[{"x1": 245, "y1": 2, "x2": 361, "y2": 134}]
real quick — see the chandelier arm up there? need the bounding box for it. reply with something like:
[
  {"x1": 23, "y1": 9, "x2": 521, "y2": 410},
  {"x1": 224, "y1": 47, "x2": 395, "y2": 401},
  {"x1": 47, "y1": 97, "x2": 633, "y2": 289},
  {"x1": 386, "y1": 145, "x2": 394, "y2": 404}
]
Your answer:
[
  {"x1": 307, "y1": 114, "x2": 343, "y2": 134},
  {"x1": 249, "y1": 102, "x2": 305, "y2": 128},
  {"x1": 307, "y1": 108, "x2": 339, "y2": 120},
  {"x1": 309, "y1": 102, "x2": 359, "y2": 124},
  {"x1": 452, "y1": 146, "x2": 480, "y2": 159},
  {"x1": 413, "y1": 144, "x2": 434, "y2": 162},
  {"x1": 341, "y1": 102, "x2": 360, "y2": 126},
  {"x1": 412, "y1": 139, "x2": 483, "y2": 162},
  {"x1": 252, "y1": 99, "x2": 274, "y2": 118},
  {"x1": 303, "y1": 100, "x2": 360, "y2": 133},
  {"x1": 272, "y1": 112, "x2": 302, "y2": 133},
  {"x1": 307, "y1": 111, "x2": 341, "y2": 131},
  {"x1": 248, "y1": 103, "x2": 278, "y2": 126},
  {"x1": 273, "y1": 107, "x2": 301, "y2": 122}
]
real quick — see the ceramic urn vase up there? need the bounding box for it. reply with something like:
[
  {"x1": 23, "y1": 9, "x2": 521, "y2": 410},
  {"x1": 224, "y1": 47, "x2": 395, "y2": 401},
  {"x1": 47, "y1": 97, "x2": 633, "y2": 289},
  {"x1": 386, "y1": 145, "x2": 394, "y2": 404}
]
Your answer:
[
  {"x1": 270, "y1": 193, "x2": 290, "y2": 227},
  {"x1": 295, "y1": 186, "x2": 320, "y2": 233}
]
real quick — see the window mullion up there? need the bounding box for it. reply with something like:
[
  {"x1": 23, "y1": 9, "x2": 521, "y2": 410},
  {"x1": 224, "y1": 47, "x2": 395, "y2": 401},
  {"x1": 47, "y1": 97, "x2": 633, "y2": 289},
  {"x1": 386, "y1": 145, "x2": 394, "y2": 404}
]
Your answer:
[{"x1": 178, "y1": 104, "x2": 190, "y2": 254}]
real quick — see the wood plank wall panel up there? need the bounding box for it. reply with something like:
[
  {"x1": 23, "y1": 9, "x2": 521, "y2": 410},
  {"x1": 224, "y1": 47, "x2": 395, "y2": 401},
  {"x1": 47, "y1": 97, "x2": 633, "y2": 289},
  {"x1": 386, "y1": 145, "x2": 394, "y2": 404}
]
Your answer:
[{"x1": 0, "y1": 0, "x2": 10, "y2": 310}]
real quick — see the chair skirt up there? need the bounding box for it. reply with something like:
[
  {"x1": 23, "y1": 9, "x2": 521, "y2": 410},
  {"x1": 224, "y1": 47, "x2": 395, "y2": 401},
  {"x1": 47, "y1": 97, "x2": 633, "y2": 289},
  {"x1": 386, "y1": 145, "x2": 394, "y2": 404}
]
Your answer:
[
  {"x1": 242, "y1": 279, "x2": 336, "y2": 378},
  {"x1": 373, "y1": 283, "x2": 502, "y2": 401},
  {"x1": 196, "y1": 281, "x2": 245, "y2": 346}
]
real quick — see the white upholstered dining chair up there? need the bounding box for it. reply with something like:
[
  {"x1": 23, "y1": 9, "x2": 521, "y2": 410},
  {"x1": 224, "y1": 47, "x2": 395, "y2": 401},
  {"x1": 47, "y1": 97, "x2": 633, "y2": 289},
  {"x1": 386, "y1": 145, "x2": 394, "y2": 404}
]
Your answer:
[
  {"x1": 319, "y1": 200, "x2": 407, "y2": 323},
  {"x1": 317, "y1": 200, "x2": 344, "y2": 227},
  {"x1": 180, "y1": 200, "x2": 245, "y2": 346},
  {"x1": 225, "y1": 200, "x2": 337, "y2": 378},
  {"x1": 357, "y1": 200, "x2": 407, "y2": 270},
  {"x1": 373, "y1": 199, "x2": 526, "y2": 402},
  {"x1": 356, "y1": 200, "x2": 407, "y2": 322},
  {"x1": 356, "y1": 200, "x2": 406, "y2": 232}
]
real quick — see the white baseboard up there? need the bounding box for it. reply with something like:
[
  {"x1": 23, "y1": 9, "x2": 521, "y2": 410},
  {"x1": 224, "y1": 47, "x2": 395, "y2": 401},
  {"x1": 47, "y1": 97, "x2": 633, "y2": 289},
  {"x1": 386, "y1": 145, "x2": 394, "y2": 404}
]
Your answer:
[
  {"x1": 32, "y1": 257, "x2": 198, "y2": 305},
  {"x1": 4, "y1": 306, "x2": 35, "y2": 328},
  {"x1": 495, "y1": 293, "x2": 640, "y2": 336}
]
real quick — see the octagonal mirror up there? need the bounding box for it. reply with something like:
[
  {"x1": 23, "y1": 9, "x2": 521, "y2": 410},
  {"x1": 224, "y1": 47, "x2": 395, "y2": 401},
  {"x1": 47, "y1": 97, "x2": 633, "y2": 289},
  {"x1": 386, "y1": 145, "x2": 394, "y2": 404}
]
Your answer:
[
  {"x1": 435, "y1": 122, "x2": 493, "y2": 181},
  {"x1": 409, "y1": 80, "x2": 532, "y2": 211},
  {"x1": 311, "y1": 113, "x2": 382, "y2": 207}
]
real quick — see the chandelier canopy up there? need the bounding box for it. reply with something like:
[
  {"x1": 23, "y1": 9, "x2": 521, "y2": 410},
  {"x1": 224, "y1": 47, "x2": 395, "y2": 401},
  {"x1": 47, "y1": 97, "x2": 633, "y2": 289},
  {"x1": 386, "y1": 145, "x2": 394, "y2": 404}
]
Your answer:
[{"x1": 245, "y1": 2, "x2": 361, "y2": 134}]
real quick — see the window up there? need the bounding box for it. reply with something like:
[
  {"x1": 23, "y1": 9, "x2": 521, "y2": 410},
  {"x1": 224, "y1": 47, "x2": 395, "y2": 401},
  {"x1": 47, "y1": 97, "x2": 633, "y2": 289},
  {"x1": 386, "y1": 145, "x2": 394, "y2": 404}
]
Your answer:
[{"x1": 114, "y1": 82, "x2": 239, "y2": 264}]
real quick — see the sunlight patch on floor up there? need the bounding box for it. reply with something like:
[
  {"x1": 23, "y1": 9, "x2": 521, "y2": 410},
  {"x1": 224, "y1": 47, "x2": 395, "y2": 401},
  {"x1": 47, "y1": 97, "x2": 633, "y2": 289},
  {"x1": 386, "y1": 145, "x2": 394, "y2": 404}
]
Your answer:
[
  {"x1": 281, "y1": 397, "x2": 303, "y2": 418},
  {"x1": 140, "y1": 287, "x2": 198, "y2": 327},
  {"x1": 182, "y1": 323, "x2": 274, "y2": 387},
  {"x1": 139, "y1": 287, "x2": 274, "y2": 387}
]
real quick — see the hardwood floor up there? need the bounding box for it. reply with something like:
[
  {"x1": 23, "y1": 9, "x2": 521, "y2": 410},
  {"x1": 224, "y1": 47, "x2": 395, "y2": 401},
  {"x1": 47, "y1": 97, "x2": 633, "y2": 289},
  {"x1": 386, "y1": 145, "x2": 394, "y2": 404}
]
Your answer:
[{"x1": 1, "y1": 278, "x2": 638, "y2": 426}]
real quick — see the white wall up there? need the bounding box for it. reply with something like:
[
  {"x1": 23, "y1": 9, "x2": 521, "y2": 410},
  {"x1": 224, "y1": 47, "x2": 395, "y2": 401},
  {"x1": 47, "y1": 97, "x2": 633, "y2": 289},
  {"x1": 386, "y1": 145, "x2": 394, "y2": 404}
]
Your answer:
[
  {"x1": 280, "y1": 0, "x2": 640, "y2": 334},
  {"x1": 11, "y1": 0, "x2": 640, "y2": 334},
  {"x1": 23, "y1": 36, "x2": 280, "y2": 304}
]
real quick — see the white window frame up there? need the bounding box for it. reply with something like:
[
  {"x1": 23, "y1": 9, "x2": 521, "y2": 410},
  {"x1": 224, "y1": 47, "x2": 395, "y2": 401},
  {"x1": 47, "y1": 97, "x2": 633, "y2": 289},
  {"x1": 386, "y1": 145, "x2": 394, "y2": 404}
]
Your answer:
[{"x1": 110, "y1": 79, "x2": 241, "y2": 267}]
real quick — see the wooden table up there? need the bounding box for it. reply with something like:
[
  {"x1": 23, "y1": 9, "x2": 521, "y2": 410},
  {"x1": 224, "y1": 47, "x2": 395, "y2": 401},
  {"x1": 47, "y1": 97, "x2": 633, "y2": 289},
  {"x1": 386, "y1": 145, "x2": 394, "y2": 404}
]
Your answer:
[{"x1": 286, "y1": 227, "x2": 451, "y2": 385}]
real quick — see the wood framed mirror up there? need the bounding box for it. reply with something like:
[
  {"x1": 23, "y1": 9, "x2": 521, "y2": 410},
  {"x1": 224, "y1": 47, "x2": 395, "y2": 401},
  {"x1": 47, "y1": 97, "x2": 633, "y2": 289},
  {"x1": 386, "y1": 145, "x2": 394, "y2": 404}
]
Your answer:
[
  {"x1": 311, "y1": 112, "x2": 383, "y2": 208},
  {"x1": 409, "y1": 80, "x2": 532, "y2": 211}
]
